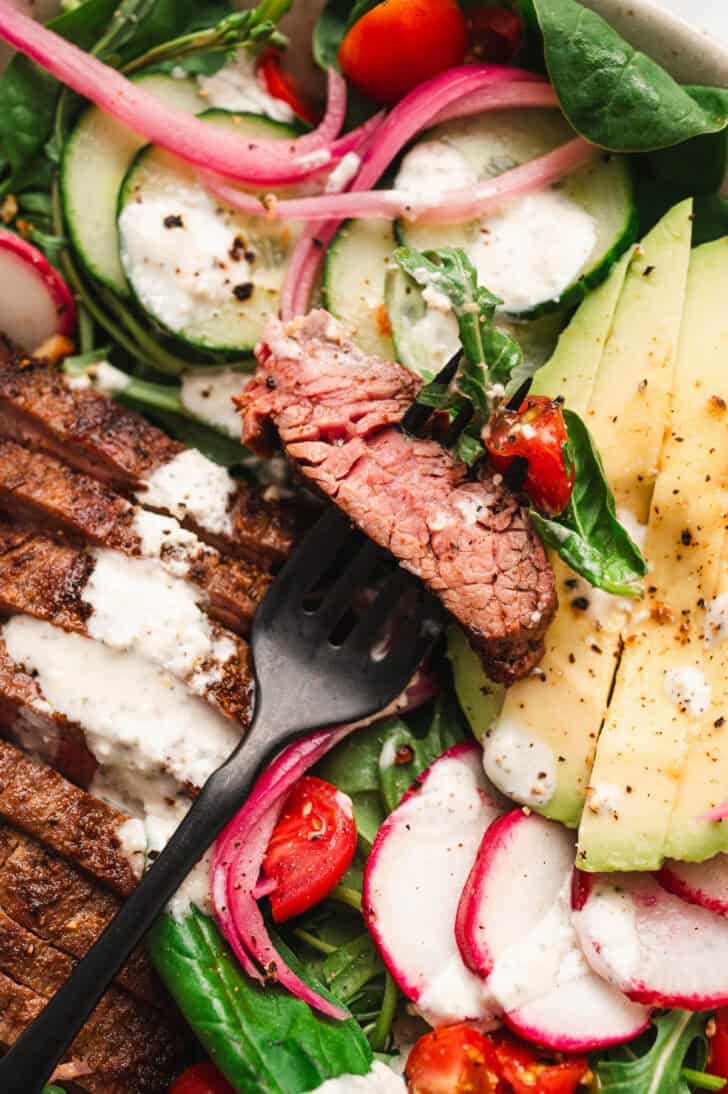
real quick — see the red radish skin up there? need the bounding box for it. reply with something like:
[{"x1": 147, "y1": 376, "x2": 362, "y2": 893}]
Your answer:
[
  {"x1": 659, "y1": 857, "x2": 728, "y2": 918},
  {"x1": 457, "y1": 810, "x2": 649, "y2": 1051},
  {"x1": 0, "y1": 230, "x2": 75, "y2": 348},
  {"x1": 573, "y1": 872, "x2": 728, "y2": 1010},
  {"x1": 364, "y1": 742, "x2": 504, "y2": 1026}
]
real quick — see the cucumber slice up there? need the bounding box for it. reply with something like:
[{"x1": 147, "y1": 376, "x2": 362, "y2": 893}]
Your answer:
[
  {"x1": 61, "y1": 71, "x2": 204, "y2": 296},
  {"x1": 385, "y1": 265, "x2": 564, "y2": 380},
  {"x1": 323, "y1": 218, "x2": 396, "y2": 358},
  {"x1": 396, "y1": 109, "x2": 637, "y2": 318},
  {"x1": 118, "y1": 111, "x2": 302, "y2": 356}
]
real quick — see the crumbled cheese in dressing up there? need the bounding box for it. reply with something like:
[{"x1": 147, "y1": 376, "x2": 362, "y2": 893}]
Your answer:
[
  {"x1": 326, "y1": 152, "x2": 362, "y2": 194},
  {"x1": 416, "y1": 954, "x2": 489, "y2": 1028},
  {"x1": 84, "y1": 550, "x2": 234, "y2": 687},
  {"x1": 179, "y1": 368, "x2": 247, "y2": 439},
  {"x1": 578, "y1": 885, "x2": 641, "y2": 984},
  {"x1": 488, "y1": 879, "x2": 589, "y2": 1012},
  {"x1": 705, "y1": 593, "x2": 728, "y2": 645},
  {"x1": 469, "y1": 190, "x2": 596, "y2": 313},
  {"x1": 3, "y1": 618, "x2": 240, "y2": 916},
  {"x1": 197, "y1": 49, "x2": 295, "y2": 123},
  {"x1": 65, "y1": 361, "x2": 130, "y2": 394},
  {"x1": 139, "y1": 449, "x2": 236, "y2": 538},
  {"x1": 587, "y1": 781, "x2": 624, "y2": 817},
  {"x1": 421, "y1": 284, "x2": 453, "y2": 313},
  {"x1": 567, "y1": 575, "x2": 639, "y2": 634},
  {"x1": 407, "y1": 306, "x2": 460, "y2": 372},
  {"x1": 308, "y1": 1062, "x2": 407, "y2": 1094},
  {"x1": 663, "y1": 665, "x2": 712, "y2": 718},
  {"x1": 115, "y1": 817, "x2": 147, "y2": 881},
  {"x1": 395, "y1": 140, "x2": 478, "y2": 204},
  {"x1": 118, "y1": 176, "x2": 262, "y2": 335},
  {"x1": 131, "y1": 509, "x2": 210, "y2": 579},
  {"x1": 482, "y1": 718, "x2": 556, "y2": 807}
]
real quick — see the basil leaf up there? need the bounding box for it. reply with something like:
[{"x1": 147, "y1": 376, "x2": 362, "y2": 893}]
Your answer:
[
  {"x1": 532, "y1": 0, "x2": 728, "y2": 152},
  {"x1": 596, "y1": 1010, "x2": 710, "y2": 1094},
  {"x1": 530, "y1": 409, "x2": 646, "y2": 597},
  {"x1": 149, "y1": 909, "x2": 372, "y2": 1094},
  {"x1": 378, "y1": 692, "x2": 467, "y2": 813}
]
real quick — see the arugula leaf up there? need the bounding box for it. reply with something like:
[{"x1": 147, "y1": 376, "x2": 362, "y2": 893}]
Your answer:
[
  {"x1": 378, "y1": 692, "x2": 467, "y2": 813},
  {"x1": 149, "y1": 909, "x2": 372, "y2": 1094},
  {"x1": 530, "y1": 409, "x2": 647, "y2": 596},
  {"x1": 532, "y1": 0, "x2": 728, "y2": 153},
  {"x1": 596, "y1": 1010, "x2": 711, "y2": 1094}
]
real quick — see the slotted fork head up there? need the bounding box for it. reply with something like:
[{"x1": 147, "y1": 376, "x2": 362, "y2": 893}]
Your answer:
[{"x1": 251, "y1": 507, "x2": 445, "y2": 733}]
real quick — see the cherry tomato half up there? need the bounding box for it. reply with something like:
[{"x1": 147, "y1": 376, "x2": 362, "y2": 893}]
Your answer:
[
  {"x1": 467, "y1": 5, "x2": 523, "y2": 63},
  {"x1": 339, "y1": 0, "x2": 467, "y2": 106},
  {"x1": 493, "y1": 1036, "x2": 589, "y2": 1094},
  {"x1": 262, "y1": 775, "x2": 357, "y2": 922},
  {"x1": 405, "y1": 1025, "x2": 503, "y2": 1093},
  {"x1": 709, "y1": 1010, "x2": 728, "y2": 1080},
  {"x1": 169, "y1": 1062, "x2": 234, "y2": 1094},
  {"x1": 484, "y1": 395, "x2": 574, "y2": 516},
  {"x1": 257, "y1": 48, "x2": 318, "y2": 126}
]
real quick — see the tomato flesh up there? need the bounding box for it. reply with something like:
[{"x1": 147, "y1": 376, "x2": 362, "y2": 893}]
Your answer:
[
  {"x1": 405, "y1": 1025, "x2": 503, "y2": 1093},
  {"x1": 484, "y1": 395, "x2": 574, "y2": 516},
  {"x1": 262, "y1": 775, "x2": 357, "y2": 922},
  {"x1": 493, "y1": 1036, "x2": 589, "y2": 1094},
  {"x1": 709, "y1": 1009, "x2": 728, "y2": 1080},
  {"x1": 339, "y1": 0, "x2": 467, "y2": 105},
  {"x1": 467, "y1": 5, "x2": 523, "y2": 63},
  {"x1": 169, "y1": 1062, "x2": 234, "y2": 1094},
  {"x1": 257, "y1": 48, "x2": 317, "y2": 125}
]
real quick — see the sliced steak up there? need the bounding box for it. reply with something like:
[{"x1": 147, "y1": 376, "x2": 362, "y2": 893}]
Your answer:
[
  {"x1": 0, "y1": 344, "x2": 299, "y2": 564},
  {"x1": 242, "y1": 312, "x2": 557, "y2": 683},
  {"x1": 0, "y1": 522, "x2": 254, "y2": 727},
  {"x1": 0, "y1": 439, "x2": 271, "y2": 635}
]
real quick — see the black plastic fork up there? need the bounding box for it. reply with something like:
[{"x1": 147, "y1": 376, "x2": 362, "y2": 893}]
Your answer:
[{"x1": 0, "y1": 512, "x2": 445, "y2": 1091}]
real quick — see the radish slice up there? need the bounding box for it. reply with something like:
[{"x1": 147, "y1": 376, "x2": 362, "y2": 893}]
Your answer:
[
  {"x1": 660, "y1": 857, "x2": 728, "y2": 916},
  {"x1": 0, "y1": 230, "x2": 75, "y2": 348},
  {"x1": 573, "y1": 871, "x2": 728, "y2": 1009},
  {"x1": 457, "y1": 811, "x2": 649, "y2": 1050},
  {"x1": 363, "y1": 742, "x2": 504, "y2": 1028}
]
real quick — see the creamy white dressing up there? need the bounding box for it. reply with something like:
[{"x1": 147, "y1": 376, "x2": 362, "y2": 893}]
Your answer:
[
  {"x1": 115, "y1": 817, "x2": 147, "y2": 881},
  {"x1": 482, "y1": 718, "x2": 556, "y2": 807},
  {"x1": 139, "y1": 448, "x2": 236, "y2": 538},
  {"x1": 197, "y1": 49, "x2": 295, "y2": 123},
  {"x1": 131, "y1": 509, "x2": 211, "y2": 579},
  {"x1": 407, "y1": 306, "x2": 460, "y2": 372},
  {"x1": 308, "y1": 1062, "x2": 407, "y2": 1094},
  {"x1": 488, "y1": 879, "x2": 589, "y2": 1012},
  {"x1": 65, "y1": 360, "x2": 130, "y2": 394},
  {"x1": 616, "y1": 507, "x2": 648, "y2": 552},
  {"x1": 118, "y1": 174, "x2": 259, "y2": 335},
  {"x1": 663, "y1": 665, "x2": 712, "y2": 718},
  {"x1": 84, "y1": 550, "x2": 233, "y2": 686},
  {"x1": 326, "y1": 152, "x2": 362, "y2": 194},
  {"x1": 576, "y1": 884, "x2": 641, "y2": 984},
  {"x1": 395, "y1": 140, "x2": 477, "y2": 204},
  {"x1": 705, "y1": 592, "x2": 728, "y2": 645},
  {"x1": 179, "y1": 368, "x2": 247, "y2": 439}
]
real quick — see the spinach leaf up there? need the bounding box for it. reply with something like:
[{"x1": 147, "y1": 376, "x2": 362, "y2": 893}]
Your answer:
[
  {"x1": 378, "y1": 691, "x2": 467, "y2": 813},
  {"x1": 312, "y1": 0, "x2": 380, "y2": 69},
  {"x1": 633, "y1": 131, "x2": 727, "y2": 235},
  {"x1": 149, "y1": 909, "x2": 372, "y2": 1094},
  {"x1": 533, "y1": 0, "x2": 728, "y2": 153},
  {"x1": 318, "y1": 933, "x2": 384, "y2": 1005},
  {"x1": 143, "y1": 407, "x2": 249, "y2": 469},
  {"x1": 596, "y1": 1010, "x2": 712, "y2": 1094},
  {"x1": 530, "y1": 409, "x2": 647, "y2": 596}
]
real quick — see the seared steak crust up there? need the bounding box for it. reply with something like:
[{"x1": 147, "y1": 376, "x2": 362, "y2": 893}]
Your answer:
[
  {"x1": 0, "y1": 439, "x2": 272, "y2": 634},
  {"x1": 241, "y1": 312, "x2": 556, "y2": 683},
  {"x1": 0, "y1": 345, "x2": 299, "y2": 564}
]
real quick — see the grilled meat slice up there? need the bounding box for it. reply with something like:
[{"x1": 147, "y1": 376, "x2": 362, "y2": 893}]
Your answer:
[
  {"x1": 0, "y1": 344, "x2": 299, "y2": 564},
  {"x1": 0, "y1": 439, "x2": 271, "y2": 635},
  {"x1": 0, "y1": 522, "x2": 254, "y2": 728},
  {"x1": 241, "y1": 312, "x2": 557, "y2": 684}
]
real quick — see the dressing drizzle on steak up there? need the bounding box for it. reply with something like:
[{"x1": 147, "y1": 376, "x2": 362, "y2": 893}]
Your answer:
[{"x1": 241, "y1": 312, "x2": 557, "y2": 683}]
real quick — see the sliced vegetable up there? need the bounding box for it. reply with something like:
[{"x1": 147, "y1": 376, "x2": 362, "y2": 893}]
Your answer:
[
  {"x1": 257, "y1": 48, "x2": 317, "y2": 126},
  {"x1": 339, "y1": 0, "x2": 467, "y2": 106},
  {"x1": 170, "y1": 1062, "x2": 235, "y2": 1094},
  {"x1": 573, "y1": 872, "x2": 728, "y2": 1009},
  {"x1": 529, "y1": 410, "x2": 647, "y2": 597},
  {"x1": 363, "y1": 742, "x2": 503, "y2": 1027},
  {"x1": 485, "y1": 395, "x2": 574, "y2": 516},
  {"x1": 492, "y1": 1036, "x2": 589, "y2": 1094},
  {"x1": 709, "y1": 1010, "x2": 728, "y2": 1083},
  {"x1": 61, "y1": 69, "x2": 204, "y2": 295},
  {"x1": 148, "y1": 909, "x2": 372, "y2": 1094},
  {"x1": 660, "y1": 856, "x2": 728, "y2": 918},
  {"x1": 118, "y1": 111, "x2": 302, "y2": 354},
  {"x1": 0, "y1": 228, "x2": 75, "y2": 350},
  {"x1": 405, "y1": 1024, "x2": 502, "y2": 1093},
  {"x1": 263, "y1": 775, "x2": 357, "y2": 923},
  {"x1": 397, "y1": 109, "x2": 635, "y2": 315},
  {"x1": 323, "y1": 218, "x2": 396, "y2": 358}
]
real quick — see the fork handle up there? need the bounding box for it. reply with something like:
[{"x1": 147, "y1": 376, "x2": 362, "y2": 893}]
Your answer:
[{"x1": 0, "y1": 730, "x2": 273, "y2": 1093}]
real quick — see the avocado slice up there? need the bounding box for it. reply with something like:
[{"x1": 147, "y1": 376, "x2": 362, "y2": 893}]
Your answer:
[
  {"x1": 447, "y1": 625, "x2": 504, "y2": 743},
  {"x1": 482, "y1": 201, "x2": 693, "y2": 828},
  {"x1": 578, "y1": 238, "x2": 728, "y2": 871}
]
